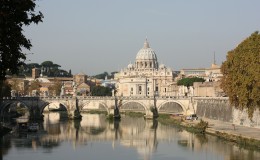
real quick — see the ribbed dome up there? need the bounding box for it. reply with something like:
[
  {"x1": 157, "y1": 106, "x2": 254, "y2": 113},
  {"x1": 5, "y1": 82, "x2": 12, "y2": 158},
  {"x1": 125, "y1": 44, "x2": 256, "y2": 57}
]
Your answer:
[
  {"x1": 135, "y1": 39, "x2": 158, "y2": 69},
  {"x1": 136, "y1": 39, "x2": 157, "y2": 61}
]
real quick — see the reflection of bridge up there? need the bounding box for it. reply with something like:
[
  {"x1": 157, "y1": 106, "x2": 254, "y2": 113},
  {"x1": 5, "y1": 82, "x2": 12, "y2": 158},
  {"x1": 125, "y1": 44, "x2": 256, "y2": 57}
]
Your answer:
[{"x1": 0, "y1": 96, "x2": 194, "y2": 119}]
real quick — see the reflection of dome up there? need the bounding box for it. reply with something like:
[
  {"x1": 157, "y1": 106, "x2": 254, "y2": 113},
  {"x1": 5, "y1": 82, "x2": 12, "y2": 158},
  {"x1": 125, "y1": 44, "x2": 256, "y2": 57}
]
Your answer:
[{"x1": 135, "y1": 39, "x2": 158, "y2": 69}]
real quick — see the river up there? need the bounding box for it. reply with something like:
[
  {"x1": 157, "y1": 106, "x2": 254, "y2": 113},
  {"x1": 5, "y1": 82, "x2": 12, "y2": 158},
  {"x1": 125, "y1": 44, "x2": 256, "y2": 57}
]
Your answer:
[{"x1": 1, "y1": 113, "x2": 260, "y2": 160}]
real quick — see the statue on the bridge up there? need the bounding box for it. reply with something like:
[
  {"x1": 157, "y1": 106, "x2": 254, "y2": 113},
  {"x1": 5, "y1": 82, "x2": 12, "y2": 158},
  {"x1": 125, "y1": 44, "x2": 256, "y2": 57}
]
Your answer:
[
  {"x1": 60, "y1": 82, "x2": 65, "y2": 97},
  {"x1": 43, "y1": 90, "x2": 49, "y2": 97},
  {"x1": 189, "y1": 86, "x2": 194, "y2": 97},
  {"x1": 73, "y1": 81, "x2": 77, "y2": 97},
  {"x1": 11, "y1": 90, "x2": 16, "y2": 97},
  {"x1": 112, "y1": 89, "x2": 114, "y2": 97}
]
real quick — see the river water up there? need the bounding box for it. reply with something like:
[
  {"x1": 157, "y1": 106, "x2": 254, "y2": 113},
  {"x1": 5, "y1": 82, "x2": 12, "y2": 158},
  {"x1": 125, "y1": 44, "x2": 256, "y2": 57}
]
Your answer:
[{"x1": 1, "y1": 113, "x2": 260, "y2": 160}]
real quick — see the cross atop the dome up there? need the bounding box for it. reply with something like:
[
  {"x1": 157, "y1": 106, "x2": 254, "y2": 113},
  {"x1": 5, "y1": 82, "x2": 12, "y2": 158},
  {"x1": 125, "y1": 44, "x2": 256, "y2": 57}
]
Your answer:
[{"x1": 143, "y1": 38, "x2": 150, "y2": 49}]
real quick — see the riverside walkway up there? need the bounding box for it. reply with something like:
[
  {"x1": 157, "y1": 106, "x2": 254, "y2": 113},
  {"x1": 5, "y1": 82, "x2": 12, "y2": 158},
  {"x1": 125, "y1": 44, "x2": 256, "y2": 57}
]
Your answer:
[{"x1": 202, "y1": 118, "x2": 260, "y2": 141}]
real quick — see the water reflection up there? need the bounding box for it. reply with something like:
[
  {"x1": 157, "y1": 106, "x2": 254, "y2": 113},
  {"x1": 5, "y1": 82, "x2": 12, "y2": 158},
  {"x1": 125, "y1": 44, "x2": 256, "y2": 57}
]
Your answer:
[{"x1": 1, "y1": 113, "x2": 260, "y2": 160}]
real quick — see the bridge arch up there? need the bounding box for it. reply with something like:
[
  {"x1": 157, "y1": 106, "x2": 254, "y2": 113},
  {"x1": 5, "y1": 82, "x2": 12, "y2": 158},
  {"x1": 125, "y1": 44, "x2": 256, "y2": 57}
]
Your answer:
[
  {"x1": 0, "y1": 100, "x2": 40, "y2": 121},
  {"x1": 80, "y1": 101, "x2": 109, "y2": 114},
  {"x1": 120, "y1": 101, "x2": 147, "y2": 113},
  {"x1": 39, "y1": 101, "x2": 68, "y2": 114},
  {"x1": 158, "y1": 101, "x2": 185, "y2": 114},
  {"x1": 0, "y1": 100, "x2": 31, "y2": 116}
]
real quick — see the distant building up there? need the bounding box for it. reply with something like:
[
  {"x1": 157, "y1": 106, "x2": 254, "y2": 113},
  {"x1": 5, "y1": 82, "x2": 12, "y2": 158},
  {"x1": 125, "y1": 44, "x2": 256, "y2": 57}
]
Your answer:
[
  {"x1": 32, "y1": 68, "x2": 40, "y2": 79},
  {"x1": 73, "y1": 73, "x2": 92, "y2": 96},
  {"x1": 73, "y1": 73, "x2": 88, "y2": 84},
  {"x1": 6, "y1": 78, "x2": 29, "y2": 96},
  {"x1": 193, "y1": 81, "x2": 225, "y2": 97},
  {"x1": 101, "y1": 76, "x2": 116, "y2": 88},
  {"x1": 77, "y1": 83, "x2": 90, "y2": 96},
  {"x1": 180, "y1": 63, "x2": 222, "y2": 82},
  {"x1": 115, "y1": 39, "x2": 178, "y2": 97}
]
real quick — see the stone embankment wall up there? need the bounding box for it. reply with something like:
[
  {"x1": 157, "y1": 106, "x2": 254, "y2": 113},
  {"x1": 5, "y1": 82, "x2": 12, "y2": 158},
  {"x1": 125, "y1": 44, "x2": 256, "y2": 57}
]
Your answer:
[{"x1": 194, "y1": 97, "x2": 260, "y2": 129}]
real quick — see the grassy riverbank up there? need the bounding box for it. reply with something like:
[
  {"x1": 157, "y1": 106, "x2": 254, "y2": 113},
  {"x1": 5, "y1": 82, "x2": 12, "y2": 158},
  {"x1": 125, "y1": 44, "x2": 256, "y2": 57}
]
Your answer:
[
  {"x1": 81, "y1": 110, "x2": 107, "y2": 114},
  {"x1": 123, "y1": 112, "x2": 145, "y2": 117},
  {"x1": 157, "y1": 114, "x2": 208, "y2": 134},
  {"x1": 207, "y1": 129, "x2": 260, "y2": 150},
  {"x1": 157, "y1": 114, "x2": 260, "y2": 149}
]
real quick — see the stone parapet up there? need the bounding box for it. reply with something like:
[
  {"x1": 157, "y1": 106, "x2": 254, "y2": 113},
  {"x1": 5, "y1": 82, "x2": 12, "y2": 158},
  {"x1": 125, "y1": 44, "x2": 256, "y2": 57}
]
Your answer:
[{"x1": 194, "y1": 97, "x2": 260, "y2": 129}]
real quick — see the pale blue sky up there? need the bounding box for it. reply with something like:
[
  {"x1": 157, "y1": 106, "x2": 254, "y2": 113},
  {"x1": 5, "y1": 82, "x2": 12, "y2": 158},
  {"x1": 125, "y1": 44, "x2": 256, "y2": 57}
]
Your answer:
[{"x1": 24, "y1": 0, "x2": 260, "y2": 75}]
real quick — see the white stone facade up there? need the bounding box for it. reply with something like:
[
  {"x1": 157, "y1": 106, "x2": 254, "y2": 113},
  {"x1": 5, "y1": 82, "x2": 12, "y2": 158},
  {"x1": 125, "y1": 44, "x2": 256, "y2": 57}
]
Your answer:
[{"x1": 115, "y1": 39, "x2": 177, "y2": 97}]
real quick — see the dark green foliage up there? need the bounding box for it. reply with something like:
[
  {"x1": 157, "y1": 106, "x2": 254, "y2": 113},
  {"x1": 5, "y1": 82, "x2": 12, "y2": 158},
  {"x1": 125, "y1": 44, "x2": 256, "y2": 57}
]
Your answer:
[
  {"x1": 106, "y1": 114, "x2": 114, "y2": 123},
  {"x1": 16, "y1": 61, "x2": 71, "y2": 77},
  {"x1": 157, "y1": 114, "x2": 182, "y2": 126},
  {"x1": 40, "y1": 61, "x2": 64, "y2": 77},
  {"x1": 194, "y1": 120, "x2": 208, "y2": 133},
  {"x1": 0, "y1": 80, "x2": 11, "y2": 98},
  {"x1": 93, "y1": 71, "x2": 118, "y2": 79},
  {"x1": 93, "y1": 72, "x2": 109, "y2": 79},
  {"x1": 91, "y1": 86, "x2": 112, "y2": 96},
  {"x1": 0, "y1": 0, "x2": 43, "y2": 80},
  {"x1": 177, "y1": 77, "x2": 205, "y2": 86},
  {"x1": 41, "y1": 61, "x2": 60, "y2": 68},
  {"x1": 124, "y1": 112, "x2": 144, "y2": 117},
  {"x1": 110, "y1": 71, "x2": 118, "y2": 79},
  {"x1": 221, "y1": 31, "x2": 260, "y2": 118}
]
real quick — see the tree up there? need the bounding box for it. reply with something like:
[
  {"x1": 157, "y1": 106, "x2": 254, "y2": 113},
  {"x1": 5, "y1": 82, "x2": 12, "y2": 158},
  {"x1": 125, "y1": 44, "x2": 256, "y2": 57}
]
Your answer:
[
  {"x1": 0, "y1": 80, "x2": 11, "y2": 98},
  {"x1": 48, "y1": 79, "x2": 62, "y2": 96},
  {"x1": 221, "y1": 31, "x2": 260, "y2": 118},
  {"x1": 10, "y1": 79, "x2": 20, "y2": 91},
  {"x1": 110, "y1": 71, "x2": 118, "y2": 79},
  {"x1": 93, "y1": 72, "x2": 109, "y2": 79},
  {"x1": 41, "y1": 61, "x2": 61, "y2": 77},
  {"x1": 0, "y1": 0, "x2": 43, "y2": 97},
  {"x1": 91, "y1": 86, "x2": 112, "y2": 96},
  {"x1": 177, "y1": 77, "x2": 205, "y2": 87},
  {"x1": 22, "y1": 62, "x2": 41, "y2": 76},
  {"x1": 0, "y1": 0, "x2": 43, "y2": 80},
  {"x1": 28, "y1": 79, "x2": 41, "y2": 94},
  {"x1": 69, "y1": 69, "x2": 72, "y2": 77}
]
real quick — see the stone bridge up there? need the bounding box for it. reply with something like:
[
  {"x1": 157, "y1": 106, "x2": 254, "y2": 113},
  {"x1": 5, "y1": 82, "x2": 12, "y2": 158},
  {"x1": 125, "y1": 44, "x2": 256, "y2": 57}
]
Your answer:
[{"x1": 0, "y1": 96, "x2": 194, "y2": 120}]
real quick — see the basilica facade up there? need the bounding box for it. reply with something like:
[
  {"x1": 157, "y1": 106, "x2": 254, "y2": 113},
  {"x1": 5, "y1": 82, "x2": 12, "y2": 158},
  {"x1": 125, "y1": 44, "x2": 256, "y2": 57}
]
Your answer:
[{"x1": 114, "y1": 39, "x2": 178, "y2": 97}]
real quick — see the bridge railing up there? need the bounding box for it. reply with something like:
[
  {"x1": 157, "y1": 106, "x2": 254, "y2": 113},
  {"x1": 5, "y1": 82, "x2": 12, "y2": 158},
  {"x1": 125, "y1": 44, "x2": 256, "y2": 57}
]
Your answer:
[
  {"x1": 1, "y1": 96, "x2": 192, "y2": 101},
  {"x1": 193, "y1": 97, "x2": 229, "y2": 100},
  {"x1": 1, "y1": 96, "x2": 40, "y2": 101}
]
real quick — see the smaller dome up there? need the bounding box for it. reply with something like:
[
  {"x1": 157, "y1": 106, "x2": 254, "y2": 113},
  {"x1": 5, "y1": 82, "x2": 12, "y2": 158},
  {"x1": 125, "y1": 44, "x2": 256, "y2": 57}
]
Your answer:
[
  {"x1": 127, "y1": 63, "x2": 134, "y2": 69},
  {"x1": 159, "y1": 64, "x2": 166, "y2": 69}
]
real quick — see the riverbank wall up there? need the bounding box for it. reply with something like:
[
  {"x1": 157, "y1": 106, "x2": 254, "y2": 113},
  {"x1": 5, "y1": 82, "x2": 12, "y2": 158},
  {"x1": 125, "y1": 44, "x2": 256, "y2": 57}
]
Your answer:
[{"x1": 194, "y1": 97, "x2": 260, "y2": 129}]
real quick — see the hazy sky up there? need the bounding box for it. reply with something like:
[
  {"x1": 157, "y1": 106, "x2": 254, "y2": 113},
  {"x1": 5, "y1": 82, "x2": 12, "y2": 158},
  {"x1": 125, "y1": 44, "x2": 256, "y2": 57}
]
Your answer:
[{"x1": 24, "y1": 0, "x2": 260, "y2": 75}]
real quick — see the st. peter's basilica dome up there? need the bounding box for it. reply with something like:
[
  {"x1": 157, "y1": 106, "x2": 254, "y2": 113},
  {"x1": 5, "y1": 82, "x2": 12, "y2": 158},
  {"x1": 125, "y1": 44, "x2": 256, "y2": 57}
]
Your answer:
[{"x1": 135, "y1": 39, "x2": 158, "y2": 69}]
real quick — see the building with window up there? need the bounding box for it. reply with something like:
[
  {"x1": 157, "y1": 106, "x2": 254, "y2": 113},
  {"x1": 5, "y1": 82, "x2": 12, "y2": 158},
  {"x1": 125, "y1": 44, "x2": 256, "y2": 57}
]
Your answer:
[
  {"x1": 179, "y1": 62, "x2": 222, "y2": 82},
  {"x1": 114, "y1": 39, "x2": 178, "y2": 97}
]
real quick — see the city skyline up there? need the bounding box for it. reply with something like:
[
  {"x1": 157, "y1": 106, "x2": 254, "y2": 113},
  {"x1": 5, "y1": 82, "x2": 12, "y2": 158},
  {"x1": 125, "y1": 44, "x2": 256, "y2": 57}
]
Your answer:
[{"x1": 24, "y1": 0, "x2": 260, "y2": 75}]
